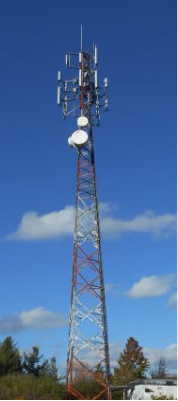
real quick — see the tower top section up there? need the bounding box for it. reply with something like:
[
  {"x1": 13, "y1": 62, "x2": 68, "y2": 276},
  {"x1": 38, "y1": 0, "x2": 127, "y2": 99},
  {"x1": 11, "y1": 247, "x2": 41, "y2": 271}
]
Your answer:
[{"x1": 57, "y1": 32, "x2": 108, "y2": 127}]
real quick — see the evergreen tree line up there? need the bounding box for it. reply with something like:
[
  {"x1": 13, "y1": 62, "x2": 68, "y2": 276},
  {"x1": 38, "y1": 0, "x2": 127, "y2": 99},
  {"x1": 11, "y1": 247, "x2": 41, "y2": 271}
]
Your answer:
[
  {"x1": 0, "y1": 336, "x2": 175, "y2": 400},
  {"x1": 0, "y1": 337, "x2": 65, "y2": 399}
]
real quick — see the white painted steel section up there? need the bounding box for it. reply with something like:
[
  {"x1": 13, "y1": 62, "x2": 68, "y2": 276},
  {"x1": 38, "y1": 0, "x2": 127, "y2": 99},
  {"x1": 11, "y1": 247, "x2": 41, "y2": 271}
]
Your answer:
[
  {"x1": 79, "y1": 68, "x2": 82, "y2": 86},
  {"x1": 57, "y1": 87, "x2": 61, "y2": 104},
  {"x1": 95, "y1": 70, "x2": 98, "y2": 88},
  {"x1": 94, "y1": 45, "x2": 98, "y2": 65},
  {"x1": 58, "y1": 71, "x2": 61, "y2": 81}
]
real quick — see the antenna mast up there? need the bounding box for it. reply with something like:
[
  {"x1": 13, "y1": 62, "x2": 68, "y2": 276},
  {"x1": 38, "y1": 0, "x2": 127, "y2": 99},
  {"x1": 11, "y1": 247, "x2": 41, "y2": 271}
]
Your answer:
[
  {"x1": 81, "y1": 24, "x2": 82, "y2": 52},
  {"x1": 57, "y1": 30, "x2": 110, "y2": 400}
]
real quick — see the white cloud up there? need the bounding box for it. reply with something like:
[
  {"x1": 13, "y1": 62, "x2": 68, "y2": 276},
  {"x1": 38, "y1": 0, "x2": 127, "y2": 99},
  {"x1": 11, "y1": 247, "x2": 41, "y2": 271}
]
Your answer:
[
  {"x1": 0, "y1": 307, "x2": 67, "y2": 334},
  {"x1": 99, "y1": 203, "x2": 114, "y2": 214},
  {"x1": 168, "y1": 292, "x2": 177, "y2": 307},
  {"x1": 144, "y1": 344, "x2": 177, "y2": 370},
  {"x1": 4, "y1": 205, "x2": 176, "y2": 241},
  {"x1": 20, "y1": 307, "x2": 66, "y2": 329},
  {"x1": 105, "y1": 283, "x2": 115, "y2": 293},
  {"x1": 99, "y1": 202, "x2": 119, "y2": 216},
  {"x1": 109, "y1": 341, "x2": 121, "y2": 367},
  {"x1": 5, "y1": 206, "x2": 75, "y2": 240},
  {"x1": 101, "y1": 210, "x2": 177, "y2": 238},
  {"x1": 125, "y1": 274, "x2": 175, "y2": 299},
  {"x1": 4, "y1": 203, "x2": 112, "y2": 241},
  {"x1": 105, "y1": 283, "x2": 120, "y2": 295}
]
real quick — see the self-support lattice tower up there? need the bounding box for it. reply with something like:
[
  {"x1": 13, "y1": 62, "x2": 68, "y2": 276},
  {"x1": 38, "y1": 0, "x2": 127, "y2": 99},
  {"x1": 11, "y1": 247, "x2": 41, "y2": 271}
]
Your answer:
[{"x1": 57, "y1": 32, "x2": 110, "y2": 400}]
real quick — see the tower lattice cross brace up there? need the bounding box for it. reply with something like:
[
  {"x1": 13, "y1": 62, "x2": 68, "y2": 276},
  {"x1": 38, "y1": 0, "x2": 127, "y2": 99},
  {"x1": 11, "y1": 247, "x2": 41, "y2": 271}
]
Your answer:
[{"x1": 57, "y1": 36, "x2": 110, "y2": 400}]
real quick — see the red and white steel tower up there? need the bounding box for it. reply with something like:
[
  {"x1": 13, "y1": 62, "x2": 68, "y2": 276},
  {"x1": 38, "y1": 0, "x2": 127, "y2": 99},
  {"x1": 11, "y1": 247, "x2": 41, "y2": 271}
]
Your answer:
[{"x1": 57, "y1": 31, "x2": 110, "y2": 400}]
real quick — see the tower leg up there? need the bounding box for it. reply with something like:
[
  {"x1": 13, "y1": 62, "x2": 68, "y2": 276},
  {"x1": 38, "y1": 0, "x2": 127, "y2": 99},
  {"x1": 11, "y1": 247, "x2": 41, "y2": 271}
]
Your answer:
[{"x1": 66, "y1": 129, "x2": 110, "y2": 400}]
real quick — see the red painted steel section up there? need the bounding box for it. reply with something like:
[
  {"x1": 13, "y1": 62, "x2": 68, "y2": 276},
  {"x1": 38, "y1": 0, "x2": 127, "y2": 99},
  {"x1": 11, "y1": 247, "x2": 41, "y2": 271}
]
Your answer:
[{"x1": 66, "y1": 50, "x2": 110, "y2": 400}]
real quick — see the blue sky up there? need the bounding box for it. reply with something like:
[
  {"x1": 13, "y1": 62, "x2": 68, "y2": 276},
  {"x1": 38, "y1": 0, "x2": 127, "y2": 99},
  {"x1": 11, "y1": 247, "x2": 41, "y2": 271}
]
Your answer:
[{"x1": 0, "y1": 0, "x2": 176, "y2": 374}]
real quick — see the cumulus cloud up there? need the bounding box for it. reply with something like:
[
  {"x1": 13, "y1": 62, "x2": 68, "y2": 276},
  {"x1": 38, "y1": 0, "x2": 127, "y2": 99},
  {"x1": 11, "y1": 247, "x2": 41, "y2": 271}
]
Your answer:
[
  {"x1": 4, "y1": 204, "x2": 176, "y2": 241},
  {"x1": 168, "y1": 292, "x2": 177, "y2": 307},
  {"x1": 144, "y1": 344, "x2": 177, "y2": 370},
  {"x1": 0, "y1": 307, "x2": 67, "y2": 334},
  {"x1": 5, "y1": 206, "x2": 75, "y2": 241},
  {"x1": 101, "y1": 210, "x2": 177, "y2": 238},
  {"x1": 4, "y1": 203, "x2": 112, "y2": 241},
  {"x1": 125, "y1": 274, "x2": 175, "y2": 299}
]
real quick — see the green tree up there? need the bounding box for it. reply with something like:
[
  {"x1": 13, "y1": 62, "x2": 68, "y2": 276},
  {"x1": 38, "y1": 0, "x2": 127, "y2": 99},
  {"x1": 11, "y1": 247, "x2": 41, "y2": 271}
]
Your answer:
[
  {"x1": 23, "y1": 346, "x2": 45, "y2": 377},
  {"x1": 40, "y1": 356, "x2": 59, "y2": 380},
  {"x1": 114, "y1": 337, "x2": 150, "y2": 384},
  {"x1": 49, "y1": 357, "x2": 58, "y2": 380},
  {"x1": 0, "y1": 336, "x2": 22, "y2": 376},
  {"x1": 0, "y1": 373, "x2": 66, "y2": 399}
]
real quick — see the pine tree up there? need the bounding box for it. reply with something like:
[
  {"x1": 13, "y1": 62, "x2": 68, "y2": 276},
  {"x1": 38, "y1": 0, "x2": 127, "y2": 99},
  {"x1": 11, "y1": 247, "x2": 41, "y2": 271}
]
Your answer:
[
  {"x1": 0, "y1": 336, "x2": 22, "y2": 376},
  {"x1": 23, "y1": 346, "x2": 44, "y2": 377},
  {"x1": 49, "y1": 357, "x2": 58, "y2": 380},
  {"x1": 114, "y1": 337, "x2": 149, "y2": 384}
]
